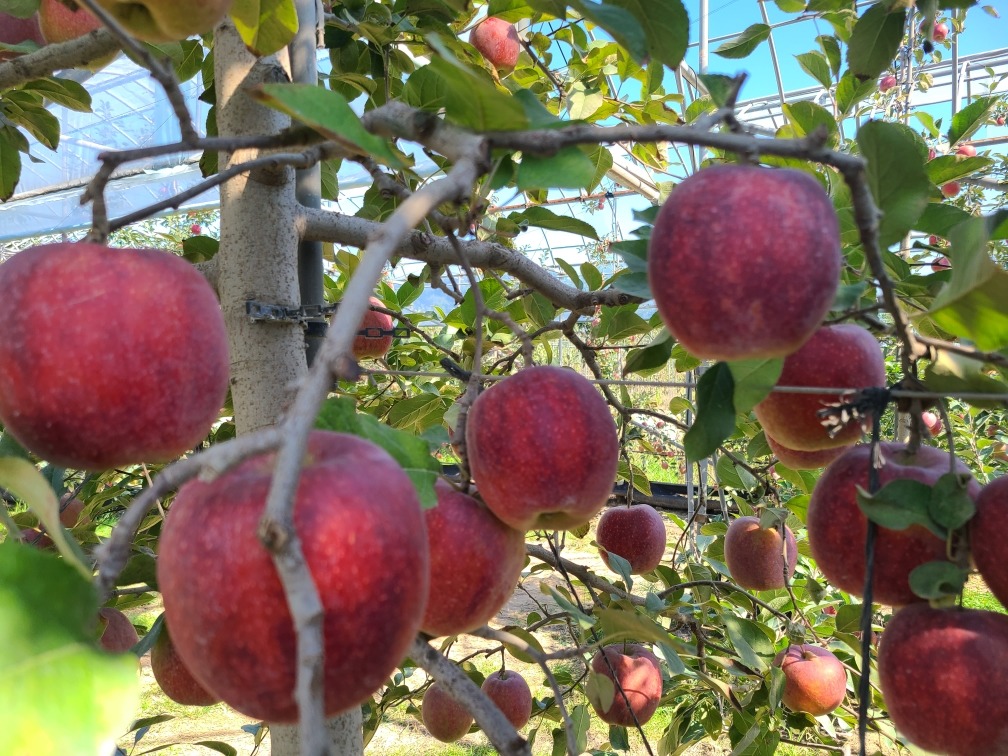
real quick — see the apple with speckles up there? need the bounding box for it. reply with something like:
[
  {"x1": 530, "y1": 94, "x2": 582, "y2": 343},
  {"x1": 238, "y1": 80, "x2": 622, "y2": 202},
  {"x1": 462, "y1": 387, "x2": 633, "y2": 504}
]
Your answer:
[
  {"x1": 723, "y1": 515, "x2": 797, "y2": 591},
  {"x1": 422, "y1": 682, "x2": 473, "y2": 743},
  {"x1": 773, "y1": 644, "x2": 847, "y2": 715},
  {"x1": 587, "y1": 644, "x2": 663, "y2": 726},
  {"x1": 647, "y1": 165, "x2": 841, "y2": 361},
  {"x1": 481, "y1": 670, "x2": 533, "y2": 730},
  {"x1": 157, "y1": 431, "x2": 429, "y2": 722},
  {"x1": 596, "y1": 504, "x2": 666, "y2": 574}
]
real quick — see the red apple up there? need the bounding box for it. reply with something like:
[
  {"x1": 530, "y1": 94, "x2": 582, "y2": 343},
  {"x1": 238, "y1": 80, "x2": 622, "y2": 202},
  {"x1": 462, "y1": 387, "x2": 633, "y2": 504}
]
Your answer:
[
  {"x1": 931, "y1": 255, "x2": 951, "y2": 272},
  {"x1": 466, "y1": 365, "x2": 619, "y2": 531},
  {"x1": 157, "y1": 431, "x2": 429, "y2": 722},
  {"x1": 928, "y1": 148, "x2": 937, "y2": 160},
  {"x1": 647, "y1": 165, "x2": 841, "y2": 361},
  {"x1": 956, "y1": 143, "x2": 977, "y2": 157},
  {"x1": 151, "y1": 621, "x2": 220, "y2": 706},
  {"x1": 921, "y1": 410, "x2": 943, "y2": 436},
  {"x1": 0, "y1": 13, "x2": 44, "y2": 60},
  {"x1": 723, "y1": 515, "x2": 797, "y2": 591},
  {"x1": 59, "y1": 495, "x2": 88, "y2": 528},
  {"x1": 773, "y1": 644, "x2": 847, "y2": 716},
  {"x1": 754, "y1": 324, "x2": 886, "y2": 451},
  {"x1": 481, "y1": 670, "x2": 532, "y2": 730},
  {"x1": 420, "y1": 480, "x2": 526, "y2": 637},
  {"x1": 0, "y1": 243, "x2": 230, "y2": 471},
  {"x1": 879, "y1": 604, "x2": 1008, "y2": 755},
  {"x1": 90, "y1": 0, "x2": 232, "y2": 42},
  {"x1": 997, "y1": 116, "x2": 1006, "y2": 127},
  {"x1": 587, "y1": 644, "x2": 663, "y2": 726},
  {"x1": 20, "y1": 527, "x2": 54, "y2": 550},
  {"x1": 422, "y1": 681, "x2": 473, "y2": 743},
  {"x1": 766, "y1": 434, "x2": 849, "y2": 471},
  {"x1": 351, "y1": 296, "x2": 394, "y2": 360},
  {"x1": 930, "y1": 21, "x2": 950, "y2": 43},
  {"x1": 470, "y1": 17, "x2": 521, "y2": 70},
  {"x1": 969, "y1": 476, "x2": 1008, "y2": 607},
  {"x1": 941, "y1": 181, "x2": 961, "y2": 197},
  {"x1": 807, "y1": 443, "x2": 979, "y2": 606},
  {"x1": 38, "y1": 0, "x2": 101, "y2": 42},
  {"x1": 929, "y1": 235, "x2": 941, "y2": 246},
  {"x1": 98, "y1": 607, "x2": 139, "y2": 653},
  {"x1": 878, "y1": 74, "x2": 897, "y2": 93},
  {"x1": 596, "y1": 504, "x2": 667, "y2": 575}
]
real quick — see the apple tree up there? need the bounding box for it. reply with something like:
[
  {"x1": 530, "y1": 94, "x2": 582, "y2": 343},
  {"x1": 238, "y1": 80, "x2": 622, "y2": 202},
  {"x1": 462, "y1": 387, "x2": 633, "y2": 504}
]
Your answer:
[{"x1": 0, "y1": 1, "x2": 1007, "y2": 755}]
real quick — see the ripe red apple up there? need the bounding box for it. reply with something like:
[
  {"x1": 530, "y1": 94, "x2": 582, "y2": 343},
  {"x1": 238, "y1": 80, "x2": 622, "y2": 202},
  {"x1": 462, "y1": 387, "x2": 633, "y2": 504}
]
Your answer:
[
  {"x1": 420, "y1": 480, "x2": 526, "y2": 637},
  {"x1": 754, "y1": 324, "x2": 886, "y2": 451},
  {"x1": 879, "y1": 604, "x2": 1008, "y2": 755},
  {"x1": 587, "y1": 644, "x2": 663, "y2": 726},
  {"x1": 956, "y1": 143, "x2": 977, "y2": 157},
  {"x1": 469, "y1": 17, "x2": 521, "y2": 70},
  {"x1": 969, "y1": 476, "x2": 1008, "y2": 607},
  {"x1": 773, "y1": 644, "x2": 847, "y2": 716},
  {"x1": 481, "y1": 670, "x2": 533, "y2": 730},
  {"x1": 98, "y1": 607, "x2": 139, "y2": 653},
  {"x1": 20, "y1": 527, "x2": 54, "y2": 550},
  {"x1": 928, "y1": 21, "x2": 950, "y2": 42},
  {"x1": 596, "y1": 504, "x2": 666, "y2": 575},
  {"x1": 351, "y1": 297, "x2": 393, "y2": 360},
  {"x1": 151, "y1": 621, "x2": 220, "y2": 706},
  {"x1": 997, "y1": 116, "x2": 1006, "y2": 126},
  {"x1": 59, "y1": 495, "x2": 88, "y2": 528},
  {"x1": 421, "y1": 682, "x2": 473, "y2": 743},
  {"x1": 921, "y1": 410, "x2": 943, "y2": 436},
  {"x1": 807, "y1": 443, "x2": 979, "y2": 606},
  {"x1": 878, "y1": 74, "x2": 897, "y2": 93},
  {"x1": 723, "y1": 515, "x2": 797, "y2": 591},
  {"x1": 38, "y1": 0, "x2": 101, "y2": 42},
  {"x1": 647, "y1": 165, "x2": 841, "y2": 361},
  {"x1": 931, "y1": 255, "x2": 951, "y2": 272},
  {"x1": 89, "y1": 0, "x2": 231, "y2": 42},
  {"x1": 157, "y1": 431, "x2": 429, "y2": 722},
  {"x1": 941, "y1": 181, "x2": 961, "y2": 197},
  {"x1": 0, "y1": 13, "x2": 45, "y2": 60},
  {"x1": 766, "y1": 434, "x2": 848, "y2": 470},
  {"x1": 466, "y1": 365, "x2": 619, "y2": 531},
  {"x1": 0, "y1": 243, "x2": 230, "y2": 471}
]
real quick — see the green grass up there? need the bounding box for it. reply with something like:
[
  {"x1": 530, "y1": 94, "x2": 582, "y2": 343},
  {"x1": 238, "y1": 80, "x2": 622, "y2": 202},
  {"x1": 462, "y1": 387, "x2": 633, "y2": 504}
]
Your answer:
[{"x1": 962, "y1": 575, "x2": 1006, "y2": 613}]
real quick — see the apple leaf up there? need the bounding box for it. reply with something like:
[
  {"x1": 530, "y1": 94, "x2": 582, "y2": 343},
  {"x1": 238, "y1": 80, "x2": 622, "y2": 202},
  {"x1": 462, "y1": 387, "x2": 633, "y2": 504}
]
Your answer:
[
  {"x1": 585, "y1": 669, "x2": 616, "y2": 713},
  {"x1": 947, "y1": 96, "x2": 999, "y2": 146},
  {"x1": 834, "y1": 603, "x2": 863, "y2": 634},
  {"x1": 254, "y1": 84, "x2": 405, "y2": 169},
  {"x1": 602, "y1": 0, "x2": 689, "y2": 70},
  {"x1": 915, "y1": 202, "x2": 973, "y2": 239},
  {"x1": 230, "y1": 0, "x2": 299, "y2": 57},
  {"x1": 795, "y1": 51, "x2": 833, "y2": 89},
  {"x1": 600, "y1": 548, "x2": 635, "y2": 592},
  {"x1": 846, "y1": 3, "x2": 906, "y2": 80},
  {"x1": 727, "y1": 358, "x2": 783, "y2": 415},
  {"x1": 766, "y1": 666, "x2": 786, "y2": 711},
  {"x1": 923, "y1": 350, "x2": 1008, "y2": 409},
  {"x1": 596, "y1": 608, "x2": 669, "y2": 646},
  {"x1": 928, "y1": 473, "x2": 976, "y2": 530},
  {"x1": 0, "y1": 0, "x2": 38, "y2": 17},
  {"x1": 909, "y1": 561, "x2": 969, "y2": 601},
  {"x1": 684, "y1": 363, "x2": 736, "y2": 463},
  {"x1": 569, "y1": 704, "x2": 591, "y2": 754},
  {"x1": 925, "y1": 155, "x2": 994, "y2": 185},
  {"x1": 0, "y1": 544, "x2": 140, "y2": 756},
  {"x1": 506, "y1": 206, "x2": 599, "y2": 240},
  {"x1": 315, "y1": 397, "x2": 440, "y2": 509},
  {"x1": 546, "y1": 585, "x2": 595, "y2": 629},
  {"x1": 835, "y1": 72, "x2": 878, "y2": 118},
  {"x1": 517, "y1": 147, "x2": 597, "y2": 190},
  {"x1": 721, "y1": 615, "x2": 773, "y2": 673},
  {"x1": 497, "y1": 625, "x2": 546, "y2": 664},
  {"x1": 609, "y1": 725, "x2": 630, "y2": 751},
  {"x1": 855, "y1": 479, "x2": 946, "y2": 538},
  {"x1": 569, "y1": 0, "x2": 647, "y2": 64},
  {"x1": 624, "y1": 330, "x2": 674, "y2": 377},
  {"x1": 713, "y1": 23, "x2": 771, "y2": 59}
]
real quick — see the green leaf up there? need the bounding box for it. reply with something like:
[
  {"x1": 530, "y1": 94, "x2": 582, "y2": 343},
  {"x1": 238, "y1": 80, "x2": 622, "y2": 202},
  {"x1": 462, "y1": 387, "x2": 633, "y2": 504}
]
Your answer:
[
  {"x1": 522, "y1": 291, "x2": 556, "y2": 328},
  {"x1": 570, "y1": 0, "x2": 647, "y2": 64},
  {"x1": 507, "y1": 206, "x2": 599, "y2": 239},
  {"x1": 498, "y1": 625, "x2": 546, "y2": 664},
  {"x1": 610, "y1": 724, "x2": 630, "y2": 751},
  {"x1": 796, "y1": 51, "x2": 833, "y2": 88},
  {"x1": 836, "y1": 71, "x2": 879, "y2": 117},
  {"x1": 722, "y1": 615, "x2": 773, "y2": 672},
  {"x1": 230, "y1": 0, "x2": 299, "y2": 57},
  {"x1": 314, "y1": 397, "x2": 441, "y2": 509},
  {"x1": 846, "y1": 3, "x2": 906, "y2": 80},
  {"x1": 925, "y1": 155, "x2": 993, "y2": 185},
  {"x1": 610, "y1": 271, "x2": 651, "y2": 299},
  {"x1": 3, "y1": 92, "x2": 60, "y2": 150},
  {"x1": 923, "y1": 350, "x2": 1008, "y2": 409},
  {"x1": 0, "y1": 128, "x2": 22, "y2": 201},
  {"x1": 254, "y1": 84, "x2": 404, "y2": 169},
  {"x1": 728, "y1": 358, "x2": 783, "y2": 414},
  {"x1": 24, "y1": 78, "x2": 92, "y2": 113},
  {"x1": 915, "y1": 202, "x2": 973, "y2": 239},
  {"x1": 909, "y1": 560, "x2": 969, "y2": 600},
  {"x1": 857, "y1": 120, "x2": 931, "y2": 248},
  {"x1": 603, "y1": 0, "x2": 689, "y2": 70},
  {"x1": 714, "y1": 23, "x2": 771, "y2": 59},
  {"x1": 855, "y1": 479, "x2": 945, "y2": 537},
  {"x1": 581, "y1": 262, "x2": 604, "y2": 290},
  {"x1": 624, "y1": 330, "x2": 674, "y2": 377},
  {"x1": 596, "y1": 305, "x2": 651, "y2": 341},
  {"x1": 517, "y1": 147, "x2": 596, "y2": 190},
  {"x1": 928, "y1": 473, "x2": 976, "y2": 530},
  {"x1": 782, "y1": 101, "x2": 838, "y2": 145},
  {"x1": 684, "y1": 363, "x2": 736, "y2": 463},
  {"x1": 698, "y1": 73, "x2": 740, "y2": 108},
  {"x1": 601, "y1": 550, "x2": 634, "y2": 592},
  {"x1": 570, "y1": 704, "x2": 590, "y2": 754},
  {"x1": 596, "y1": 608, "x2": 670, "y2": 645},
  {"x1": 0, "y1": 544, "x2": 140, "y2": 756},
  {"x1": 947, "y1": 96, "x2": 999, "y2": 146}
]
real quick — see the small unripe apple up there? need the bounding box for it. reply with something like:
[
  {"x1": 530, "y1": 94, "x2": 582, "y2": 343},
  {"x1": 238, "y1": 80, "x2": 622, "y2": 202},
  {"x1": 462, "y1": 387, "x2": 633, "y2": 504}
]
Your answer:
[
  {"x1": 878, "y1": 74, "x2": 897, "y2": 93},
  {"x1": 351, "y1": 297, "x2": 394, "y2": 360},
  {"x1": 587, "y1": 644, "x2": 663, "y2": 726},
  {"x1": 773, "y1": 644, "x2": 847, "y2": 716},
  {"x1": 955, "y1": 143, "x2": 977, "y2": 157},
  {"x1": 724, "y1": 515, "x2": 797, "y2": 591},
  {"x1": 596, "y1": 504, "x2": 667, "y2": 574},
  {"x1": 481, "y1": 670, "x2": 533, "y2": 730},
  {"x1": 469, "y1": 17, "x2": 521, "y2": 70},
  {"x1": 941, "y1": 181, "x2": 961, "y2": 197},
  {"x1": 421, "y1": 682, "x2": 473, "y2": 743}
]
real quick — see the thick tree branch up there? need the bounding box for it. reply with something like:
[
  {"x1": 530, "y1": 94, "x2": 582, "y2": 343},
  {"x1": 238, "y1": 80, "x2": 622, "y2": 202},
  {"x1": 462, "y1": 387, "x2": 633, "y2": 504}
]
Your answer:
[{"x1": 0, "y1": 30, "x2": 120, "y2": 89}]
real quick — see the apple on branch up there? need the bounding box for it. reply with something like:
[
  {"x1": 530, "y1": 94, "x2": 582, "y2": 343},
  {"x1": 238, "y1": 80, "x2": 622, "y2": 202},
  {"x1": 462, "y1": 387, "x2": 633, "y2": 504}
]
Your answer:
[
  {"x1": 723, "y1": 515, "x2": 797, "y2": 591},
  {"x1": 773, "y1": 644, "x2": 847, "y2": 716},
  {"x1": 469, "y1": 17, "x2": 521, "y2": 70},
  {"x1": 421, "y1": 681, "x2": 473, "y2": 743},
  {"x1": 98, "y1": 607, "x2": 139, "y2": 653},
  {"x1": 351, "y1": 296, "x2": 394, "y2": 360},
  {"x1": 151, "y1": 620, "x2": 220, "y2": 706},
  {"x1": 0, "y1": 13, "x2": 45, "y2": 60},
  {"x1": 586, "y1": 644, "x2": 663, "y2": 726},
  {"x1": 596, "y1": 504, "x2": 667, "y2": 575},
  {"x1": 481, "y1": 670, "x2": 533, "y2": 730}
]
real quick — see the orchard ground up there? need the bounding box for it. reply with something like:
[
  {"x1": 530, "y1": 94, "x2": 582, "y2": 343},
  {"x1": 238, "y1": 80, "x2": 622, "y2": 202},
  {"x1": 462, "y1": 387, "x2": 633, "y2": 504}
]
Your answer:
[{"x1": 116, "y1": 512, "x2": 1003, "y2": 756}]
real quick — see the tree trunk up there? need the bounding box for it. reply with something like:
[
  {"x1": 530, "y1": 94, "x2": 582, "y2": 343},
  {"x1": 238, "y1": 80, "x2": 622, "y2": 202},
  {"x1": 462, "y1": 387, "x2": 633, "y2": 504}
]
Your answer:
[{"x1": 213, "y1": 18, "x2": 364, "y2": 756}]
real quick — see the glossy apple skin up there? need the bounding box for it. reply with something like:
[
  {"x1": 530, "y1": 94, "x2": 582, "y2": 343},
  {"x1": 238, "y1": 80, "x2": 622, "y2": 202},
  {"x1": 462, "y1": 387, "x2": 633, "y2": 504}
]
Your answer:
[
  {"x1": 351, "y1": 297, "x2": 393, "y2": 360},
  {"x1": 157, "y1": 431, "x2": 429, "y2": 722},
  {"x1": 0, "y1": 243, "x2": 229, "y2": 471},
  {"x1": 754, "y1": 324, "x2": 886, "y2": 451},
  {"x1": 773, "y1": 644, "x2": 847, "y2": 715},
  {"x1": 807, "y1": 443, "x2": 979, "y2": 606},
  {"x1": 470, "y1": 17, "x2": 520, "y2": 69},
  {"x1": 587, "y1": 644, "x2": 663, "y2": 726},
  {"x1": 766, "y1": 435, "x2": 848, "y2": 470},
  {"x1": 969, "y1": 476, "x2": 1008, "y2": 607},
  {"x1": 420, "y1": 480, "x2": 526, "y2": 637},
  {"x1": 466, "y1": 365, "x2": 619, "y2": 531},
  {"x1": 151, "y1": 622, "x2": 220, "y2": 706},
  {"x1": 879, "y1": 605, "x2": 1008, "y2": 756},
  {"x1": 596, "y1": 504, "x2": 666, "y2": 574},
  {"x1": 98, "y1": 607, "x2": 139, "y2": 653},
  {"x1": 422, "y1": 682, "x2": 473, "y2": 743},
  {"x1": 481, "y1": 670, "x2": 532, "y2": 730},
  {"x1": 647, "y1": 165, "x2": 841, "y2": 362},
  {"x1": 723, "y1": 515, "x2": 797, "y2": 591},
  {"x1": 92, "y1": 0, "x2": 232, "y2": 43},
  {"x1": 0, "y1": 13, "x2": 44, "y2": 60}
]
